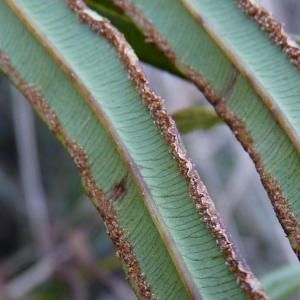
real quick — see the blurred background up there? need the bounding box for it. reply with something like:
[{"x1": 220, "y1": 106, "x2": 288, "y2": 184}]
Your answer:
[{"x1": 0, "y1": 0, "x2": 300, "y2": 299}]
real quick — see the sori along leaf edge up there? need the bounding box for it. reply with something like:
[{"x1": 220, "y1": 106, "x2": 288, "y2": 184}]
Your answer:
[
  {"x1": 68, "y1": 1, "x2": 267, "y2": 298},
  {"x1": 109, "y1": 0, "x2": 300, "y2": 257},
  {"x1": 0, "y1": 0, "x2": 268, "y2": 298}
]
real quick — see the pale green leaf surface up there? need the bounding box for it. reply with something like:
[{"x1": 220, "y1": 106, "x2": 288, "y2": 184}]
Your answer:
[
  {"x1": 121, "y1": 0, "x2": 300, "y2": 250},
  {"x1": 84, "y1": 0, "x2": 184, "y2": 78},
  {"x1": 0, "y1": 0, "x2": 247, "y2": 299},
  {"x1": 261, "y1": 264, "x2": 300, "y2": 300}
]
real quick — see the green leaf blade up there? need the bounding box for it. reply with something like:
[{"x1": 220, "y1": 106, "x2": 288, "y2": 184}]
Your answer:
[
  {"x1": 261, "y1": 264, "x2": 300, "y2": 300},
  {"x1": 0, "y1": 0, "x2": 266, "y2": 299},
  {"x1": 172, "y1": 105, "x2": 223, "y2": 134},
  {"x1": 85, "y1": 0, "x2": 184, "y2": 78},
  {"x1": 0, "y1": 1, "x2": 189, "y2": 298},
  {"x1": 110, "y1": 0, "x2": 300, "y2": 257}
]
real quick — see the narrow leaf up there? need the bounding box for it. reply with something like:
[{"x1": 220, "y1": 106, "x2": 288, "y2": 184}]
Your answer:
[
  {"x1": 84, "y1": 0, "x2": 184, "y2": 78},
  {"x1": 0, "y1": 0, "x2": 267, "y2": 299},
  {"x1": 172, "y1": 105, "x2": 223, "y2": 134},
  {"x1": 109, "y1": 0, "x2": 300, "y2": 258}
]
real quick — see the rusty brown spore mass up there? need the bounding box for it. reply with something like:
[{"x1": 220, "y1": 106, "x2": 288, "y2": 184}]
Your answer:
[
  {"x1": 237, "y1": 0, "x2": 300, "y2": 68},
  {"x1": 110, "y1": 0, "x2": 300, "y2": 260},
  {"x1": 68, "y1": 0, "x2": 270, "y2": 298},
  {"x1": 0, "y1": 50, "x2": 156, "y2": 300}
]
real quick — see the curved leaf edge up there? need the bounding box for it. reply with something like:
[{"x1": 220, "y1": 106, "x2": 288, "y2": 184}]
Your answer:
[
  {"x1": 109, "y1": 0, "x2": 300, "y2": 259},
  {"x1": 84, "y1": 0, "x2": 185, "y2": 78},
  {"x1": 68, "y1": 0, "x2": 268, "y2": 298},
  {"x1": 0, "y1": 51, "x2": 156, "y2": 300},
  {"x1": 236, "y1": 0, "x2": 300, "y2": 69},
  {"x1": 182, "y1": 0, "x2": 300, "y2": 170},
  {"x1": 1, "y1": 0, "x2": 235, "y2": 298}
]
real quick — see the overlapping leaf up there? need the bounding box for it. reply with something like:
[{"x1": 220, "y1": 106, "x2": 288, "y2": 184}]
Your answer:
[
  {"x1": 0, "y1": 0, "x2": 267, "y2": 299},
  {"x1": 105, "y1": 0, "x2": 300, "y2": 258}
]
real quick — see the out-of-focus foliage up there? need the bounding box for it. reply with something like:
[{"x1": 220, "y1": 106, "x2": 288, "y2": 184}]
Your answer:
[
  {"x1": 261, "y1": 264, "x2": 300, "y2": 300},
  {"x1": 0, "y1": 74, "x2": 133, "y2": 300},
  {"x1": 172, "y1": 105, "x2": 223, "y2": 134}
]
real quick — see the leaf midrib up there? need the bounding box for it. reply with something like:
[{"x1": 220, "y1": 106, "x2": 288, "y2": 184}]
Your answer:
[{"x1": 5, "y1": 0, "x2": 203, "y2": 297}]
